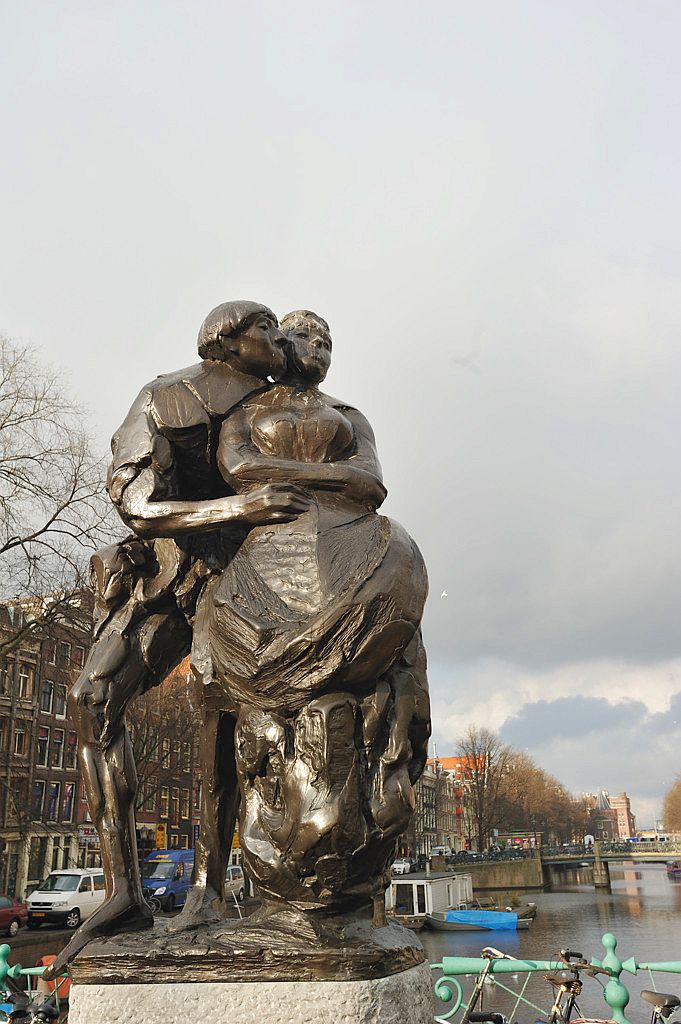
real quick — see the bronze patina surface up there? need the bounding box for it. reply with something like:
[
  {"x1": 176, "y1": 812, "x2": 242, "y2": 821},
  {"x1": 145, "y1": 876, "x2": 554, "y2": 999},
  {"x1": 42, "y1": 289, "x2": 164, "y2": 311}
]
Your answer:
[
  {"x1": 70, "y1": 907, "x2": 425, "y2": 985},
  {"x1": 49, "y1": 302, "x2": 430, "y2": 983}
]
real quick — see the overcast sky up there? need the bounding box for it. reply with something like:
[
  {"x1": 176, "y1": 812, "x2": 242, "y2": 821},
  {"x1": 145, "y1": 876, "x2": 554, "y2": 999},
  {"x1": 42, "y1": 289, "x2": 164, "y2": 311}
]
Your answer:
[{"x1": 2, "y1": 1, "x2": 681, "y2": 827}]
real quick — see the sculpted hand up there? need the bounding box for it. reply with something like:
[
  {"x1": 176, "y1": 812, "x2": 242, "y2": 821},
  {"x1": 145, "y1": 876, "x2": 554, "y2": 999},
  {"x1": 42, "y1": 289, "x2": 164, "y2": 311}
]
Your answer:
[{"x1": 239, "y1": 483, "x2": 312, "y2": 525}]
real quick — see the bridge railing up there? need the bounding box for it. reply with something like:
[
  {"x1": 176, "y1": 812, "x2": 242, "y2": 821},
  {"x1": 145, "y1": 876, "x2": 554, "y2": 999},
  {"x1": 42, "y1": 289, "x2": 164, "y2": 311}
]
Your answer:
[
  {"x1": 431, "y1": 932, "x2": 681, "y2": 1024},
  {"x1": 541, "y1": 840, "x2": 681, "y2": 858}
]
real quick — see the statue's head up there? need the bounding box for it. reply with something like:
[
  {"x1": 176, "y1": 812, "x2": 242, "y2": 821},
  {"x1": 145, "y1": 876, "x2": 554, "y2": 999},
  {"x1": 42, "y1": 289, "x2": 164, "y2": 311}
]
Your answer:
[
  {"x1": 197, "y1": 300, "x2": 286, "y2": 378},
  {"x1": 280, "y1": 310, "x2": 332, "y2": 385}
]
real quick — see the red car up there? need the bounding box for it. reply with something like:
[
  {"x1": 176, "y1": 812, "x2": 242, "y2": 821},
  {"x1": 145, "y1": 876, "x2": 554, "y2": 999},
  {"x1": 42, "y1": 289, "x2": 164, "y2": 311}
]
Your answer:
[{"x1": 0, "y1": 895, "x2": 28, "y2": 937}]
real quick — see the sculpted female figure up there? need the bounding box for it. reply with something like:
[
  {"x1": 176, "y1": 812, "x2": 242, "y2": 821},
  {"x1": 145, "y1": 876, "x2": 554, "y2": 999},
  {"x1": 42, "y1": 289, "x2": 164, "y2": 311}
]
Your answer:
[{"x1": 193, "y1": 310, "x2": 430, "y2": 920}]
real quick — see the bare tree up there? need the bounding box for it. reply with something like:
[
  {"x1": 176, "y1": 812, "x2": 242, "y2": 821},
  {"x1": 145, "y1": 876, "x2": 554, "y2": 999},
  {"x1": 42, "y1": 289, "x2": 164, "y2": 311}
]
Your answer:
[
  {"x1": 456, "y1": 725, "x2": 511, "y2": 851},
  {"x1": 0, "y1": 337, "x2": 113, "y2": 656},
  {"x1": 663, "y1": 775, "x2": 681, "y2": 832}
]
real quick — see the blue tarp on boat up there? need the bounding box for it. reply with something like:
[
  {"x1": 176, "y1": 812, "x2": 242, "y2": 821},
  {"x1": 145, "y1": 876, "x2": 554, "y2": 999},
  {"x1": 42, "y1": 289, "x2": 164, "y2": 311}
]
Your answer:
[{"x1": 444, "y1": 910, "x2": 518, "y2": 930}]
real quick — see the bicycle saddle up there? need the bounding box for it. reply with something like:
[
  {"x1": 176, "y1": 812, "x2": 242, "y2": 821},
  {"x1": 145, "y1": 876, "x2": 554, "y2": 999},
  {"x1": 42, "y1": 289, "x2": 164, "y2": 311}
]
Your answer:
[
  {"x1": 545, "y1": 970, "x2": 579, "y2": 986},
  {"x1": 641, "y1": 991, "x2": 680, "y2": 1011}
]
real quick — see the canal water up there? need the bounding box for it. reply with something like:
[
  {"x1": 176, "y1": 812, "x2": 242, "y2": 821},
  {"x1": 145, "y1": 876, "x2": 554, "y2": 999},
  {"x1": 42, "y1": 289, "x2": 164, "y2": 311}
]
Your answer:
[{"x1": 423, "y1": 862, "x2": 681, "y2": 1022}]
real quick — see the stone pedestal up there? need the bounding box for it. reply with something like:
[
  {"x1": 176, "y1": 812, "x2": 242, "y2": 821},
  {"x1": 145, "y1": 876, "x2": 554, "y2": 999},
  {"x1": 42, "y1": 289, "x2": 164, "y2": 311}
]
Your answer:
[
  {"x1": 68, "y1": 961, "x2": 434, "y2": 1024},
  {"x1": 67, "y1": 910, "x2": 432, "y2": 1023}
]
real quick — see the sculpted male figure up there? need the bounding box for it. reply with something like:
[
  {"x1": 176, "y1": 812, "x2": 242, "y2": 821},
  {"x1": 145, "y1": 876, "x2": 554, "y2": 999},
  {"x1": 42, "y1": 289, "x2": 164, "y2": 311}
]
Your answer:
[{"x1": 50, "y1": 301, "x2": 310, "y2": 973}]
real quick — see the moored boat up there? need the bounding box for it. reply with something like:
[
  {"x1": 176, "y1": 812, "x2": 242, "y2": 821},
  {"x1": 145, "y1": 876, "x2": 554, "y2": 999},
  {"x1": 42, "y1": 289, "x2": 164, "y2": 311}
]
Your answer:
[{"x1": 426, "y1": 907, "x2": 535, "y2": 931}]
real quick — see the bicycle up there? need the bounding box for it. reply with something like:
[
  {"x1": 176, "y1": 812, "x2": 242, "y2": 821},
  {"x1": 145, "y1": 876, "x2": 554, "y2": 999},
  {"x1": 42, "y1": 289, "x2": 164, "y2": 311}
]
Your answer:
[{"x1": 544, "y1": 948, "x2": 612, "y2": 1024}]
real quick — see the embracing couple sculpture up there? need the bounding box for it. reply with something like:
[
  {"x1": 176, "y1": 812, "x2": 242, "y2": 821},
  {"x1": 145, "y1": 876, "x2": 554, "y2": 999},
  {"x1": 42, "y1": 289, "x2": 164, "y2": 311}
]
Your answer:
[{"x1": 52, "y1": 300, "x2": 430, "y2": 977}]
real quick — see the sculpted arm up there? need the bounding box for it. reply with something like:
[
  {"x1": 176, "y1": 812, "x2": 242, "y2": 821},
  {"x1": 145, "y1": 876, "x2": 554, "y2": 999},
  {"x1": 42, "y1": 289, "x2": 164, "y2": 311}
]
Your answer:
[
  {"x1": 108, "y1": 397, "x2": 310, "y2": 539},
  {"x1": 218, "y1": 405, "x2": 387, "y2": 509}
]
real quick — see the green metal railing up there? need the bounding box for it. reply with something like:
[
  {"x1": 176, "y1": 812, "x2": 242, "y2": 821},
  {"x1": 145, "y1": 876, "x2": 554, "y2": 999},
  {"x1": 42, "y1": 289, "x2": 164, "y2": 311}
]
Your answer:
[
  {"x1": 0, "y1": 941, "x2": 69, "y2": 1020},
  {"x1": 431, "y1": 933, "x2": 681, "y2": 1024}
]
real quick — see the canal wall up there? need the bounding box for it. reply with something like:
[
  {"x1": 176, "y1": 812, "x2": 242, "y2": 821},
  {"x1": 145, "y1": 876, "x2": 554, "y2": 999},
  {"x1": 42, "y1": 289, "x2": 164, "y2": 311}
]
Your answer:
[{"x1": 465, "y1": 856, "x2": 545, "y2": 892}]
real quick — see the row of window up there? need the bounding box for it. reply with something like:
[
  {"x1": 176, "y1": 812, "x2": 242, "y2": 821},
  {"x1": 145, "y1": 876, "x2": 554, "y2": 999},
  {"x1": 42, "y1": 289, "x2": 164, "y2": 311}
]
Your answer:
[
  {"x1": 36, "y1": 726, "x2": 78, "y2": 769},
  {"x1": 44, "y1": 641, "x2": 87, "y2": 670},
  {"x1": 0, "y1": 663, "x2": 75, "y2": 708},
  {"x1": 31, "y1": 779, "x2": 77, "y2": 822},
  {"x1": 139, "y1": 783, "x2": 193, "y2": 822},
  {"x1": 0, "y1": 717, "x2": 78, "y2": 768},
  {"x1": 160, "y1": 738, "x2": 194, "y2": 771}
]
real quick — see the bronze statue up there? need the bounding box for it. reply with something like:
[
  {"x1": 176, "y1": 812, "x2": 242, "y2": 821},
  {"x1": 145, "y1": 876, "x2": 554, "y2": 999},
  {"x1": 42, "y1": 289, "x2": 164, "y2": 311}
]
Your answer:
[{"x1": 50, "y1": 302, "x2": 430, "y2": 982}]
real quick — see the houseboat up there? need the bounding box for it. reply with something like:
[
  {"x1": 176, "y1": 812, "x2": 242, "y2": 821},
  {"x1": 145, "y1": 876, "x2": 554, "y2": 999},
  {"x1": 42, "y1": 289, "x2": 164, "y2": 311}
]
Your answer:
[{"x1": 386, "y1": 870, "x2": 474, "y2": 929}]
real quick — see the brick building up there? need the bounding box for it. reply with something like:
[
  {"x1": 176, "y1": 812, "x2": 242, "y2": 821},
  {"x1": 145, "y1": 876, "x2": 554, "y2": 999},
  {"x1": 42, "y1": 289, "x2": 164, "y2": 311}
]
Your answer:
[
  {"x1": 0, "y1": 601, "x2": 92, "y2": 897},
  {"x1": 130, "y1": 661, "x2": 202, "y2": 857},
  {"x1": 399, "y1": 757, "x2": 467, "y2": 857},
  {"x1": 0, "y1": 603, "x2": 203, "y2": 897},
  {"x1": 610, "y1": 792, "x2": 637, "y2": 840}
]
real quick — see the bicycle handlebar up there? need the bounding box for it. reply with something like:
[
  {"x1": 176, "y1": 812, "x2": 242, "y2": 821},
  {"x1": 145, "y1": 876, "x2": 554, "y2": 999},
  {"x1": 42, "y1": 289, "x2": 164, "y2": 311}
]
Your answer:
[
  {"x1": 561, "y1": 949, "x2": 584, "y2": 961},
  {"x1": 469, "y1": 1014, "x2": 509, "y2": 1024}
]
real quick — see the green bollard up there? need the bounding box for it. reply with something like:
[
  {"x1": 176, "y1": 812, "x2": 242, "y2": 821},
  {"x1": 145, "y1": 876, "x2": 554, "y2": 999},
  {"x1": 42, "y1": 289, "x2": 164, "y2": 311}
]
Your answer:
[{"x1": 601, "y1": 933, "x2": 631, "y2": 1024}]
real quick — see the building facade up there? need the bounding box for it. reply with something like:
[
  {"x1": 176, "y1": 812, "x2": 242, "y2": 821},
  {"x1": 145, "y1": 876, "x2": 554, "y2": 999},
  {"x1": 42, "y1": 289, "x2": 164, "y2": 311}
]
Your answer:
[
  {"x1": 0, "y1": 602, "x2": 92, "y2": 897},
  {"x1": 0, "y1": 604, "x2": 203, "y2": 898},
  {"x1": 610, "y1": 792, "x2": 637, "y2": 840},
  {"x1": 400, "y1": 758, "x2": 467, "y2": 857}
]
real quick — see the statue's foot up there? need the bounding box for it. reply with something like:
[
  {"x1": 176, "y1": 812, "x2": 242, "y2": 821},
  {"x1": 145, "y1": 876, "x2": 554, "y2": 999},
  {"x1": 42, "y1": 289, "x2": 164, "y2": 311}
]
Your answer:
[
  {"x1": 166, "y1": 884, "x2": 226, "y2": 933},
  {"x1": 43, "y1": 893, "x2": 153, "y2": 979}
]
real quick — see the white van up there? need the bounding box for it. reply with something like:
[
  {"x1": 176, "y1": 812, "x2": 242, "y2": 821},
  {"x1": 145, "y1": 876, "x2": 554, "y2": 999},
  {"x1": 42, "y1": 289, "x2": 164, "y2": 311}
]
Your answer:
[
  {"x1": 224, "y1": 864, "x2": 246, "y2": 902},
  {"x1": 27, "y1": 869, "x2": 106, "y2": 930},
  {"x1": 430, "y1": 846, "x2": 453, "y2": 858}
]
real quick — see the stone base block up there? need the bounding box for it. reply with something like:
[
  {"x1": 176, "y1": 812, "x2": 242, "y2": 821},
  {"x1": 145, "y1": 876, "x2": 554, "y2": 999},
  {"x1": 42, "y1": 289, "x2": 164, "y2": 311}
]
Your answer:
[{"x1": 68, "y1": 961, "x2": 435, "y2": 1024}]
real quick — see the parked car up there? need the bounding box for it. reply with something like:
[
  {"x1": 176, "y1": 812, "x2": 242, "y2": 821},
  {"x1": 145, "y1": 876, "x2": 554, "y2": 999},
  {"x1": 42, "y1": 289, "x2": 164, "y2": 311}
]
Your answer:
[
  {"x1": 0, "y1": 895, "x2": 28, "y2": 936},
  {"x1": 224, "y1": 864, "x2": 246, "y2": 902},
  {"x1": 27, "y1": 869, "x2": 106, "y2": 930},
  {"x1": 391, "y1": 858, "x2": 411, "y2": 875},
  {"x1": 430, "y1": 846, "x2": 453, "y2": 858},
  {"x1": 143, "y1": 849, "x2": 194, "y2": 912}
]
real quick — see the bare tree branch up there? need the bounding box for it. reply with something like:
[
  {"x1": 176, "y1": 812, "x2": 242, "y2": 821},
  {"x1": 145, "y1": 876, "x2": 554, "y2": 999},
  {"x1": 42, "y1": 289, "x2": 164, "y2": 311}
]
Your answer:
[{"x1": 0, "y1": 336, "x2": 116, "y2": 654}]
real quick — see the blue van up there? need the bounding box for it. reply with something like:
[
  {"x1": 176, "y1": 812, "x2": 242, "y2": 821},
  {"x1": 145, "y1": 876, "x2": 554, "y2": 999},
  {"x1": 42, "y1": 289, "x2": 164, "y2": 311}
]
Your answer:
[{"x1": 142, "y1": 849, "x2": 194, "y2": 911}]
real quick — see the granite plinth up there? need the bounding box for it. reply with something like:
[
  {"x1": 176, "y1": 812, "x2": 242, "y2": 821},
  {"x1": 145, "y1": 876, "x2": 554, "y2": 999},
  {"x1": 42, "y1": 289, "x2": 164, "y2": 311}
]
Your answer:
[{"x1": 68, "y1": 961, "x2": 435, "y2": 1024}]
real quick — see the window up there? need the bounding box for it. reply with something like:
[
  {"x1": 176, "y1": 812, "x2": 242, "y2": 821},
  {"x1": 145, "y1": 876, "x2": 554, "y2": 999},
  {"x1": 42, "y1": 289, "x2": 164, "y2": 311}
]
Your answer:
[
  {"x1": 169, "y1": 832, "x2": 179, "y2": 849},
  {"x1": 180, "y1": 834, "x2": 189, "y2": 849},
  {"x1": 160, "y1": 786, "x2": 169, "y2": 818},
  {"x1": 416, "y1": 884, "x2": 427, "y2": 914},
  {"x1": 0, "y1": 717, "x2": 8, "y2": 753},
  {"x1": 65, "y1": 731, "x2": 78, "y2": 769},
  {"x1": 54, "y1": 684, "x2": 67, "y2": 718},
  {"x1": 161, "y1": 739, "x2": 171, "y2": 768},
  {"x1": 144, "y1": 783, "x2": 156, "y2": 814},
  {"x1": 58, "y1": 642, "x2": 71, "y2": 666},
  {"x1": 36, "y1": 726, "x2": 50, "y2": 766},
  {"x1": 47, "y1": 643, "x2": 56, "y2": 666},
  {"x1": 173, "y1": 740, "x2": 181, "y2": 765},
  {"x1": 46, "y1": 782, "x2": 61, "y2": 820},
  {"x1": 40, "y1": 680, "x2": 53, "y2": 714},
  {"x1": 0, "y1": 660, "x2": 11, "y2": 696},
  {"x1": 181, "y1": 789, "x2": 190, "y2": 820},
  {"x1": 18, "y1": 662, "x2": 34, "y2": 699},
  {"x1": 171, "y1": 788, "x2": 180, "y2": 824},
  {"x1": 28, "y1": 836, "x2": 48, "y2": 881},
  {"x1": 62, "y1": 783, "x2": 75, "y2": 822},
  {"x1": 13, "y1": 723, "x2": 26, "y2": 756},
  {"x1": 52, "y1": 729, "x2": 64, "y2": 768},
  {"x1": 93, "y1": 874, "x2": 105, "y2": 891},
  {"x1": 51, "y1": 840, "x2": 62, "y2": 871},
  {"x1": 182, "y1": 742, "x2": 191, "y2": 771},
  {"x1": 31, "y1": 780, "x2": 45, "y2": 818},
  {"x1": 74, "y1": 645, "x2": 86, "y2": 670},
  {"x1": 193, "y1": 781, "x2": 202, "y2": 812}
]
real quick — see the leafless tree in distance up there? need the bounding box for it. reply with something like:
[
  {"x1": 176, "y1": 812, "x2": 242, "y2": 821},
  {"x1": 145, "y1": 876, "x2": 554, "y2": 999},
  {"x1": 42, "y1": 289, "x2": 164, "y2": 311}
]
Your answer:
[{"x1": 0, "y1": 336, "x2": 114, "y2": 656}]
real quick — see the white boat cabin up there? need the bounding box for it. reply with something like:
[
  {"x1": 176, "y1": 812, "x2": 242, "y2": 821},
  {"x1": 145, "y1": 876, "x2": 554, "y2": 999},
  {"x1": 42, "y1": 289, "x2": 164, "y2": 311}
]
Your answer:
[{"x1": 386, "y1": 871, "x2": 473, "y2": 917}]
